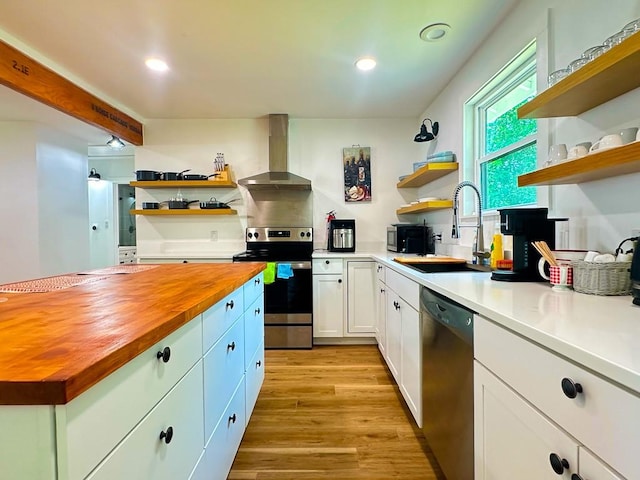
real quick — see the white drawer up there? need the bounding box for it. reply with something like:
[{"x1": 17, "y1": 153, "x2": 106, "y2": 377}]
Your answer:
[
  {"x1": 190, "y1": 378, "x2": 246, "y2": 480},
  {"x1": 385, "y1": 268, "x2": 419, "y2": 310},
  {"x1": 475, "y1": 316, "x2": 640, "y2": 480},
  {"x1": 203, "y1": 317, "x2": 245, "y2": 442},
  {"x1": 202, "y1": 288, "x2": 244, "y2": 353},
  {"x1": 86, "y1": 362, "x2": 204, "y2": 480},
  {"x1": 59, "y1": 319, "x2": 202, "y2": 480},
  {"x1": 376, "y1": 262, "x2": 386, "y2": 282},
  {"x1": 243, "y1": 272, "x2": 264, "y2": 309},
  {"x1": 244, "y1": 294, "x2": 264, "y2": 368},
  {"x1": 245, "y1": 343, "x2": 265, "y2": 424},
  {"x1": 313, "y1": 258, "x2": 343, "y2": 274}
]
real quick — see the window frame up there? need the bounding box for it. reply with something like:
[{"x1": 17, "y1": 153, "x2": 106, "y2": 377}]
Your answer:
[{"x1": 463, "y1": 41, "x2": 538, "y2": 217}]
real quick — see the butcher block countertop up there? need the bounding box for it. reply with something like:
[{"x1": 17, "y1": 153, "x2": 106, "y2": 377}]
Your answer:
[{"x1": 0, "y1": 263, "x2": 265, "y2": 406}]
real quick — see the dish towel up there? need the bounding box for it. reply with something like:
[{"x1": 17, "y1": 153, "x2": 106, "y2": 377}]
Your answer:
[
  {"x1": 277, "y1": 263, "x2": 294, "y2": 279},
  {"x1": 264, "y1": 262, "x2": 276, "y2": 285}
]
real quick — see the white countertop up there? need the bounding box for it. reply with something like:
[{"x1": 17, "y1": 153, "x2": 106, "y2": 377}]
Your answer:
[{"x1": 315, "y1": 250, "x2": 640, "y2": 395}]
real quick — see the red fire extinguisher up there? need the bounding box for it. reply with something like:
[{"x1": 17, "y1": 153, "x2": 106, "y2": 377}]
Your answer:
[{"x1": 326, "y1": 210, "x2": 336, "y2": 250}]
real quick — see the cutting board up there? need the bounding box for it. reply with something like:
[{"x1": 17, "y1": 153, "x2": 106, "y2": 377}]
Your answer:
[{"x1": 393, "y1": 256, "x2": 467, "y2": 264}]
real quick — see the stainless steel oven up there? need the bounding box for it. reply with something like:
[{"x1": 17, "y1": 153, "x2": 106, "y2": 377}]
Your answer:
[{"x1": 233, "y1": 227, "x2": 313, "y2": 349}]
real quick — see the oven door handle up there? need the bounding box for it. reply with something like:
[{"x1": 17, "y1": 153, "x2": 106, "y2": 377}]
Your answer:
[{"x1": 277, "y1": 261, "x2": 311, "y2": 270}]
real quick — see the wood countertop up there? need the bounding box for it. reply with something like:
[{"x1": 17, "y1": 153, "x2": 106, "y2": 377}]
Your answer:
[{"x1": 0, "y1": 263, "x2": 265, "y2": 405}]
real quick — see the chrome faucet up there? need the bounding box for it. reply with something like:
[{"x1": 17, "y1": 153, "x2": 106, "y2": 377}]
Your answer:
[{"x1": 452, "y1": 181, "x2": 490, "y2": 264}]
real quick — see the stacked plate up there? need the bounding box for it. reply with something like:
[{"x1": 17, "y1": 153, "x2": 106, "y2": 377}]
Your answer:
[{"x1": 426, "y1": 151, "x2": 455, "y2": 163}]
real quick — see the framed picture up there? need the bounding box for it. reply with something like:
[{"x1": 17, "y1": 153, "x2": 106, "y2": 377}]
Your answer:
[{"x1": 343, "y1": 146, "x2": 372, "y2": 202}]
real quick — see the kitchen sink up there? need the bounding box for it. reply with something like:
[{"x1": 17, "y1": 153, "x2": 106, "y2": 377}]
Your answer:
[{"x1": 396, "y1": 261, "x2": 491, "y2": 274}]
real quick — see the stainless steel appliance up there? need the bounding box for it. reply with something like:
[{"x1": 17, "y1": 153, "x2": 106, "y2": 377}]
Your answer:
[
  {"x1": 387, "y1": 224, "x2": 434, "y2": 254},
  {"x1": 421, "y1": 287, "x2": 474, "y2": 480},
  {"x1": 491, "y1": 207, "x2": 556, "y2": 282},
  {"x1": 328, "y1": 219, "x2": 355, "y2": 252},
  {"x1": 631, "y1": 238, "x2": 640, "y2": 306},
  {"x1": 233, "y1": 227, "x2": 313, "y2": 349}
]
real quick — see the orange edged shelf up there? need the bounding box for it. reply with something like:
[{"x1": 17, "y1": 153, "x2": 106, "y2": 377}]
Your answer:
[
  {"x1": 130, "y1": 209, "x2": 237, "y2": 216},
  {"x1": 397, "y1": 162, "x2": 459, "y2": 188},
  {"x1": 518, "y1": 30, "x2": 640, "y2": 119},
  {"x1": 396, "y1": 200, "x2": 453, "y2": 215},
  {"x1": 518, "y1": 141, "x2": 640, "y2": 186}
]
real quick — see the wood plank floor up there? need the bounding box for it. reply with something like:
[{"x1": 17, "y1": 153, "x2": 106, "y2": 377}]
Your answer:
[{"x1": 229, "y1": 345, "x2": 444, "y2": 479}]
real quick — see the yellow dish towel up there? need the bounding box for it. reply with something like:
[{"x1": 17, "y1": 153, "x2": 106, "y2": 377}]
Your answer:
[{"x1": 264, "y1": 262, "x2": 276, "y2": 285}]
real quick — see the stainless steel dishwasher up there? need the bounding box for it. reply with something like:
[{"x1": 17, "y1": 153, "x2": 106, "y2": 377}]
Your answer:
[{"x1": 421, "y1": 286, "x2": 474, "y2": 480}]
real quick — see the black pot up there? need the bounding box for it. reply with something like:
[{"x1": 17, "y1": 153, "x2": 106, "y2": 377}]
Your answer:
[
  {"x1": 161, "y1": 169, "x2": 191, "y2": 181},
  {"x1": 142, "y1": 202, "x2": 160, "y2": 210},
  {"x1": 200, "y1": 200, "x2": 230, "y2": 209},
  {"x1": 167, "y1": 199, "x2": 199, "y2": 209},
  {"x1": 135, "y1": 170, "x2": 162, "y2": 181}
]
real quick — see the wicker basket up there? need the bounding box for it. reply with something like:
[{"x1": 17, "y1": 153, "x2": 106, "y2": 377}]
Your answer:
[{"x1": 570, "y1": 260, "x2": 632, "y2": 295}]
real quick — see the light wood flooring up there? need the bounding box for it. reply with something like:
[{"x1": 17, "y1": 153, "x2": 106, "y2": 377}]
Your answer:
[{"x1": 229, "y1": 345, "x2": 444, "y2": 479}]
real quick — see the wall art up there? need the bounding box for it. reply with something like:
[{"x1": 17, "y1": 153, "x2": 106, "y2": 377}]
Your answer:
[{"x1": 343, "y1": 146, "x2": 372, "y2": 202}]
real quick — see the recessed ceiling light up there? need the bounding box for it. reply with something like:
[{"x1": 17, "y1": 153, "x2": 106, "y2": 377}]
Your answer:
[
  {"x1": 419, "y1": 23, "x2": 451, "y2": 42},
  {"x1": 355, "y1": 57, "x2": 377, "y2": 71},
  {"x1": 145, "y1": 58, "x2": 169, "y2": 72}
]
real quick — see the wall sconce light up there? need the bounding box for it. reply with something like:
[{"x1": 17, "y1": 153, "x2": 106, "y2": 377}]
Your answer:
[
  {"x1": 88, "y1": 168, "x2": 101, "y2": 181},
  {"x1": 413, "y1": 118, "x2": 439, "y2": 142},
  {"x1": 106, "y1": 135, "x2": 125, "y2": 149}
]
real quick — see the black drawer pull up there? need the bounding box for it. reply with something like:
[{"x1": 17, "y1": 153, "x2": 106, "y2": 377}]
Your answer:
[
  {"x1": 571, "y1": 475, "x2": 583, "y2": 480},
  {"x1": 227, "y1": 341, "x2": 236, "y2": 351},
  {"x1": 255, "y1": 307, "x2": 261, "y2": 315},
  {"x1": 325, "y1": 260, "x2": 330, "y2": 264},
  {"x1": 380, "y1": 288, "x2": 385, "y2": 293},
  {"x1": 159, "y1": 426, "x2": 173, "y2": 444},
  {"x1": 229, "y1": 413, "x2": 237, "y2": 424},
  {"x1": 226, "y1": 299, "x2": 234, "y2": 309},
  {"x1": 377, "y1": 265, "x2": 382, "y2": 272},
  {"x1": 561, "y1": 377, "x2": 583, "y2": 399},
  {"x1": 156, "y1": 346, "x2": 171, "y2": 363},
  {"x1": 255, "y1": 278, "x2": 261, "y2": 285},
  {"x1": 338, "y1": 279, "x2": 342, "y2": 284},
  {"x1": 549, "y1": 453, "x2": 569, "y2": 475},
  {"x1": 256, "y1": 360, "x2": 262, "y2": 367}
]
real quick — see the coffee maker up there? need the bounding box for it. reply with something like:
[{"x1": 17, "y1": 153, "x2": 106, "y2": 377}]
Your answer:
[
  {"x1": 630, "y1": 239, "x2": 640, "y2": 306},
  {"x1": 328, "y1": 219, "x2": 356, "y2": 253},
  {"x1": 491, "y1": 208, "x2": 556, "y2": 282}
]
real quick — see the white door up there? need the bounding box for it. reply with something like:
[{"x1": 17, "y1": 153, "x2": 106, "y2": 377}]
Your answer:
[
  {"x1": 312, "y1": 274, "x2": 344, "y2": 337},
  {"x1": 346, "y1": 261, "x2": 376, "y2": 335},
  {"x1": 385, "y1": 290, "x2": 401, "y2": 382},
  {"x1": 400, "y1": 299, "x2": 421, "y2": 427},
  {"x1": 88, "y1": 180, "x2": 117, "y2": 269},
  {"x1": 375, "y1": 278, "x2": 387, "y2": 357},
  {"x1": 474, "y1": 362, "x2": 579, "y2": 479}
]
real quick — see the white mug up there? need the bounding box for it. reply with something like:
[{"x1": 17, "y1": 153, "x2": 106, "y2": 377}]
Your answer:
[
  {"x1": 636, "y1": 129, "x2": 640, "y2": 142},
  {"x1": 589, "y1": 134, "x2": 623, "y2": 152},
  {"x1": 620, "y1": 127, "x2": 638, "y2": 145},
  {"x1": 567, "y1": 145, "x2": 588, "y2": 159},
  {"x1": 547, "y1": 144, "x2": 567, "y2": 165}
]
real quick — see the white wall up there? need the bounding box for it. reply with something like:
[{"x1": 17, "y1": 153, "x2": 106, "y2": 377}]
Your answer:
[
  {"x1": 0, "y1": 122, "x2": 90, "y2": 283},
  {"x1": 135, "y1": 118, "x2": 419, "y2": 255},
  {"x1": 414, "y1": 0, "x2": 640, "y2": 256}
]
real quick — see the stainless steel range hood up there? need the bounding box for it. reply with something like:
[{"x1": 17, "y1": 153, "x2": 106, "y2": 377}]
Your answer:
[{"x1": 238, "y1": 114, "x2": 311, "y2": 190}]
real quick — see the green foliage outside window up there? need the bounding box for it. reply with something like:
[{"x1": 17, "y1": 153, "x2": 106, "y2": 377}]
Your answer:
[{"x1": 485, "y1": 99, "x2": 537, "y2": 154}]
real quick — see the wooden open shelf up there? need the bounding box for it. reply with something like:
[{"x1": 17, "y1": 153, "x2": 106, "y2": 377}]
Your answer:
[
  {"x1": 130, "y1": 179, "x2": 236, "y2": 188},
  {"x1": 396, "y1": 200, "x2": 453, "y2": 215},
  {"x1": 518, "y1": 30, "x2": 640, "y2": 119},
  {"x1": 397, "y1": 162, "x2": 459, "y2": 188},
  {"x1": 518, "y1": 141, "x2": 640, "y2": 186},
  {"x1": 130, "y1": 209, "x2": 237, "y2": 216}
]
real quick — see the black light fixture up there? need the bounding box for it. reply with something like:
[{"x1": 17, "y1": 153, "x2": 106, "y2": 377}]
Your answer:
[
  {"x1": 88, "y1": 168, "x2": 101, "y2": 181},
  {"x1": 106, "y1": 135, "x2": 125, "y2": 149},
  {"x1": 413, "y1": 118, "x2": 439, "y2": 142}
]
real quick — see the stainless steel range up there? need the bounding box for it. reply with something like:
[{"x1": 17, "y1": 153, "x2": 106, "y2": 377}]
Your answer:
[{"x1": 233, "y1": 227, "x2": 313, "y2": 349}]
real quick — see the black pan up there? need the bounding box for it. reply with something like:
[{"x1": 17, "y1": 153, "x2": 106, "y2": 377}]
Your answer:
[
  {"x1": 161, "y1": 169, "x2": 190, "y2": 181},
  {"x1": 142, "y1": 202, "x2": 160, "y2": 210},
  {"x1": 167, "y1": 199, "x2": 199, "y2": 209},
  {"x1": 135, "y1": 170, "x2": 162, "y2": 181},
  {"x1": 182, "y1": 173, "x2": 220, "y2": 181},
  {"x1": 200, "y1": 200, "x2": 230, "y2": 209}
]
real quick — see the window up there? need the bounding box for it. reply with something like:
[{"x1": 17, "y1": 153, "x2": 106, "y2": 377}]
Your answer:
[{"x1": 466, "y1": 42, "x2": 537, "y2": 212}]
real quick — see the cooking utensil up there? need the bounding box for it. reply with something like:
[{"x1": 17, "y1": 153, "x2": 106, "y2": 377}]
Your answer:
[
  {"x1": 135, "y1": 170, "x2": 162, "y2": 181},
  {"x1": 182, "y1": 173, "x2": 220, "y2": 181},
  {"x1": 167, "y1": 199, "x2": 199, "y2": 209},
  {"x1": 161, "y1": 169, "x2": 190, "y2": 181},
  {"x1": 199, "y1": 197, "x2": 237, "y2": 209},
  {"x1": 142, "y1": 202, "x2": 160, "y2": 210}
]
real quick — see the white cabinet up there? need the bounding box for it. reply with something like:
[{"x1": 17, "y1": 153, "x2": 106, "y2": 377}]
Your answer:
[
  {"x1": 345, "y1": 260, "x2": 376, "y2": 336},
  {"x1": 475, "y1": 315, "x2": 635, "y2": 480},
  {"x1": 381, "y1": 266, "x2": 421, "y2": 426},
  {"x1": 312, "y1": 272, "x2": 344, "y2": 337},
  {"x1": 375, "y1": 277, "x2": 387, "y2": 357}
]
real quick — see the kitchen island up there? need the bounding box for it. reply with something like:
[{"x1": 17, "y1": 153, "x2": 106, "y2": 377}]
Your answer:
[{"x1": 0, "y1": 263, "x2": 265, "y2": 480}]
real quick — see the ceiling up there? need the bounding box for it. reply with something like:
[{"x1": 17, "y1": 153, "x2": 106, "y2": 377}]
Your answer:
[{"x1": 0, "y1": 0, "x2": 519, "y2": 126}]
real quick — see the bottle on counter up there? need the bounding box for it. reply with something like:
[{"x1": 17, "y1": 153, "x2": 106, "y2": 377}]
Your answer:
[{"x1": 490, "y1": 225, "x2": 503, "y2": 269}]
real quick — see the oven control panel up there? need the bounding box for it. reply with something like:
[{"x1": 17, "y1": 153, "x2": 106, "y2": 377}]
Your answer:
[{"x1": 246, "y1": 227, "x2": 313, "y2": 242}]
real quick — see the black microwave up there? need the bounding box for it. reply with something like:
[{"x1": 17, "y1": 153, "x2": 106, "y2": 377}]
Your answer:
[{"x1": 387, "y1": 224, "x2": 434, "y2": 254}]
